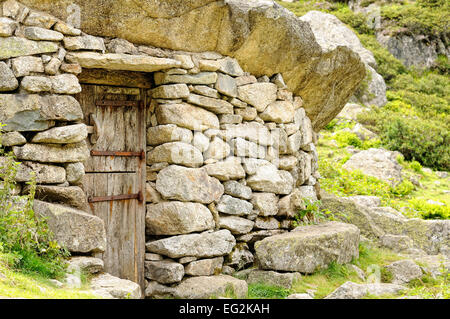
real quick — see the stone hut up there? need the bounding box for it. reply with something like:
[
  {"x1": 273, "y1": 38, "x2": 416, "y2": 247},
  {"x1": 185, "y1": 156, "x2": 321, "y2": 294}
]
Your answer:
[{"x1": 0, "y1": 0, "x2": 365, "y2": 298}]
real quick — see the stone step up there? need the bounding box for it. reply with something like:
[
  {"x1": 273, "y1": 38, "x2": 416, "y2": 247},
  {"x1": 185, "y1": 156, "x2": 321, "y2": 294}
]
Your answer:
[{"x1": 90, "y1": 273, "x2": 142, "y2": 299}]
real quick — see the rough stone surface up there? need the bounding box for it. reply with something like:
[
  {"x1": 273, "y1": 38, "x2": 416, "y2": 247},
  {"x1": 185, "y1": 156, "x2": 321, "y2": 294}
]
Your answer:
[
  {"x1": 11, "y1": 55, "x2": 44, "y2": 77},
  {"x1": 156, "y1": 165, "x2": 223, "y2": 204},
  {"x1": 237, "y1": 83, "x2": 277, "y2": 112},
  {"x1": 69, "y1": 51, "x2": 181, "y2": 73},
  {"x1": 255, "y1": 221, "x2": 360, "y2": 273},
  {"x1": 155, "y1": 72, "x2": 217, "y2": 85},
  {"x1": 1, "y1": 131, "x2": 26, "y2": 146},
  {"x1": 0, "y1": 62, "x2": 18, "y2": 91},
  {"x1": 155, "y1": 103, "x2": 219, "y2": 131},
  {"x1": 13, "y1": 161, "x2": 66, "y2": 184},
  {"x1": 219, "y1": 215, "x2": 255, "y2": 235},
  {"x1": 33, "y1": 200, "x2": 106, "y2": 253},
  {"x1": 20, "y1": 0, "x2": 366, "y2": 130},
  {"x1": 151, "y1": 84, "x2": 190, "y2": 99},
  {"x1": 246, "y1": 164, "x2": 293, "y2": 195},
  {"x1": 13, "y1": 141, "x2": 90, "y2": 163},
  {"x1": 147, "y1": 124, "x2": 193, "y2": 146},
  {"x1": 65, "y1": 162, "x2": 84, "y2": 184},
  {"x1": 147, "y1": 142, "x2": 203, "y2": 168},
  {"x1": 0, "y1": 94, "x2": 83, "y2": 131},
  {"x1": 343, "y1": 148, "x2": 403, "y2": 186},
  {"x1": 161, "y1": 275, "x2": 248, "y2": 299},
  {"x1": 321, "y1": 192, "x2": 450, "y2": 255},
  {"x1": 259, "y1": 101, "x2": 295, "y2": 123},
  {"x1": 223, "y1": 181, "x2": 252, "y2": 200},
  {"x1": 384, "y1": 260, "x2": 423, "y2": 285},
  {"x1": 203, "y1": 136, "x2": 231, "y2": 161},
  {"x1": 325, "y1": 281, "x2": 406, "y2": 299},
  {"x1": 216, "y1": 195, "x2": 253, "y2": 216},
  {"x1": 90, "y1": 273, "x2": 142, "y2": 299},
  {"x1": 204, "y1": 157, "x2": 246, "y2": 181},
  {"x1": 184, "y1": 257, "x2": 224, "y2": 276},
  {"x1": 32, "y1": 124, "x2": 87, "y2": 144},
  {"x1": 145, "y1": 260, "x2": 184, "y2": 284},
  {"x1": 247, "y1": 270, "x2": 301, "y2": 289},
  {"x1": 0, "y1": 36, "x2": 58, "y2": 59},
  {"x1": 33, "y1": 185, "x2": 87, "y2": 209},
  {"x1": 24, "y1": 26, "x2": 63, "y2": 41},
  {"x1": 146, "y1": 201, "x2": 214, "y2": 235},
  {"x1": 251, "y1": 193, "x2": 278, "y2": 216},
  {"x1": 67, "y1": 257, "x2": 104, "y2": 274},
  {"x1": 187, "y1": 93, "x2": 233, "y2": 115},
  {"x1": 146, "y1": 229, "x2": 236, "y2": 259}
]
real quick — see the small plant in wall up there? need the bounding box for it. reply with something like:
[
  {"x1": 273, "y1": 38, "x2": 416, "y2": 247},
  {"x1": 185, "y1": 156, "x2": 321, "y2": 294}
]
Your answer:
[
  {"x1": 0, "y1": 124, "x2": 69, "y2": 279},
  {"x1": 293, "y1": 198, "x2": 345, "y2": 227},
  {"x1": 293, "y1": 198, "x2": 324, "y2": 226}
]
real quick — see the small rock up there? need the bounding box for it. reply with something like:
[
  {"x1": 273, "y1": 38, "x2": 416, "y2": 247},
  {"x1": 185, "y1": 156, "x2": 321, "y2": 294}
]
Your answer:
[{"x1": 384, "y1": 260, "x2": 423, "y2": 284}]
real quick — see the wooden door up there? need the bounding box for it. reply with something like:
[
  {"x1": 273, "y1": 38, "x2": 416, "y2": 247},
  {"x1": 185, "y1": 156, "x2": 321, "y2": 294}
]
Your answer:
[{"x1": 76, "y1": 84, "x2": 146, "y2": 289}]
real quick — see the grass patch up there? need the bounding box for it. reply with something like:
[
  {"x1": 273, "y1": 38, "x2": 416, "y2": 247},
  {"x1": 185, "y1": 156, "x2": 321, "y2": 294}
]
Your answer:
[
  {"x1": 317, "y1": 130, "x2": 449, "y2": 220},
  {"x1": 290, "y1": 243, "x2": 404, "y2": 299},
  {"x1": 0, "y1": 253, "x2": 98, "y2": 299},
  {"x1": 247, "y1": 283, "x2": 291, "y2": 299}
]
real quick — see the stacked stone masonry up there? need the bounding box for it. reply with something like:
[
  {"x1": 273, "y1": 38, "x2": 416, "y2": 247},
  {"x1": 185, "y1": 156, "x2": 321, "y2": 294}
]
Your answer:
[{"x1": 0, "y1": 0, "x2": 320, "y2": 298}]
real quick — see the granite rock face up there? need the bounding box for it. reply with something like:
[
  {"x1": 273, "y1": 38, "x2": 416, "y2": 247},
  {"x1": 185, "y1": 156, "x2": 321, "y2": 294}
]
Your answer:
[
  {"x1": 20, "y1": 0, "x2": 366, "y2": 130},
  {"x1": 254, "y1": 222, "x2": 360, "y2": 273}
]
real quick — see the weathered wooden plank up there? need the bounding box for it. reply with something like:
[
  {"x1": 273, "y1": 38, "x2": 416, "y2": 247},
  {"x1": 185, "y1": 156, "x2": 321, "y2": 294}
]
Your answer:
[
  {"x1": 77, "y1": 83, "x2": 146, "y2": 291},
  {"x1": 78, "y1": 69, "x2": 152, "y2": 88}
]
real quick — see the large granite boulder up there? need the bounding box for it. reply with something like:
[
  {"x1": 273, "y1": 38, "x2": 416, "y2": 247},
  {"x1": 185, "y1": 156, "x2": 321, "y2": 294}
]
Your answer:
[
  {"x1": 300, "y1": 10, "x2": 386, "y2": 108},
  {"x1": 342, "y1": 148, "x2": 403, "y2": 186},
  {"x1": 254, "y1": 221, "x2": 360, "y2": 273},
  {"x1": 33, "y1": 200, "x2": 106, "y2": 253},
  {"x1": 20, "y1": 0, "x2": 366, "y2": 130},
  {"x1": 321, "y1": 192, "x2": 450, "y2": 255}
]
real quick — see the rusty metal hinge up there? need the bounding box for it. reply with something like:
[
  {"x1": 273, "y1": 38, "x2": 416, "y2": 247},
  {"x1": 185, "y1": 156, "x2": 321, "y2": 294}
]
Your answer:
[
  {"x1": 88, "y1": 191, "x2": 143, "y2": 203},
  {"x1": 90, "y1": 150, "x2": 145, "y2": 160},
  {"x1": 95, "y1": 100, "x2": 143, "y2": 108}
]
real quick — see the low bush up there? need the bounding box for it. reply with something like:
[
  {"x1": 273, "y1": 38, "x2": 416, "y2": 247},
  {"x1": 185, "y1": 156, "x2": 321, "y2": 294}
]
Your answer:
[{"x1": 0, "y1": 127, "x2": 68, "y2": 279}]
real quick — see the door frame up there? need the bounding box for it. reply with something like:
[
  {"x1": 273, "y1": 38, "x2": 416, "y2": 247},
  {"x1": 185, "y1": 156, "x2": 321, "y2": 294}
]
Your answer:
[{"x1": 76, "y1": 70, "x2": 150, "y2": 290}]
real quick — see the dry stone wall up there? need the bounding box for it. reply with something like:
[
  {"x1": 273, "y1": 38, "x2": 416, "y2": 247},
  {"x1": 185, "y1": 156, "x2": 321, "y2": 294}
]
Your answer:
[
  {"x1": 144, "y1": 53, "x2": 320, "y2": 294},
  {"x1": 0, "y1": 0, "x2": 320, "y2": 297}
]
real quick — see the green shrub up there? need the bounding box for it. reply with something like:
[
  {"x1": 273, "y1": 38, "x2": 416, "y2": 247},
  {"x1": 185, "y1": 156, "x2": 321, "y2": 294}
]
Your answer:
[
  {"x1": 407, "y1": 199, "x2": 449, "y2": 219},
  {"x1": 334, "y1": 131, "x2": 363, "y2": 148},
  {"x1": 293, "y1": 198, "x2": 325, "y2": 226},
  {"x1": 380, "y1": 2, "x2": 450, "y2": 36},
  {"x1": 390, "y1": 180, "x2": 415, "y2": 197},
  {"x1": 409, "y1": 161, "x2": 423, "y2": 173},
  {"x1": 0, "y1": 127, "x2": 68, "y2": 278},
  {"x1": 380, "y1": 116, "x2": 449, "y2": 171}
]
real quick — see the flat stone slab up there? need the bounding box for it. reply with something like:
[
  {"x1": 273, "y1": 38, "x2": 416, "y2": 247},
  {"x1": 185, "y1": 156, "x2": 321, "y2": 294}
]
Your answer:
[
  {"x1": 0, "y1": 37, "x2": 58, "y2": 59},
  {"x1": 68, "y1": 51, "x2": 181, "y2": 72},
  {"x1": 146, "y1": 229, "x2": 235, "y2": 259},
  {"x1": 254, "y1": 221, "x2": 360, "y2": 273}
]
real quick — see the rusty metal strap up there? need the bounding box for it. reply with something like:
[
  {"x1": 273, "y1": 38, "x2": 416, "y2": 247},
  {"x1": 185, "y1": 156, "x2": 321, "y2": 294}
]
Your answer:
[
  {"x1": 96, "y1": 100, "x2": 143, "y2": 108},
  {"x1": 88, "y1": 192, "x2": 143, "y2": 203},
  {"x1": 91, "y1": 150, "x2": 145, "y2": 159}
]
